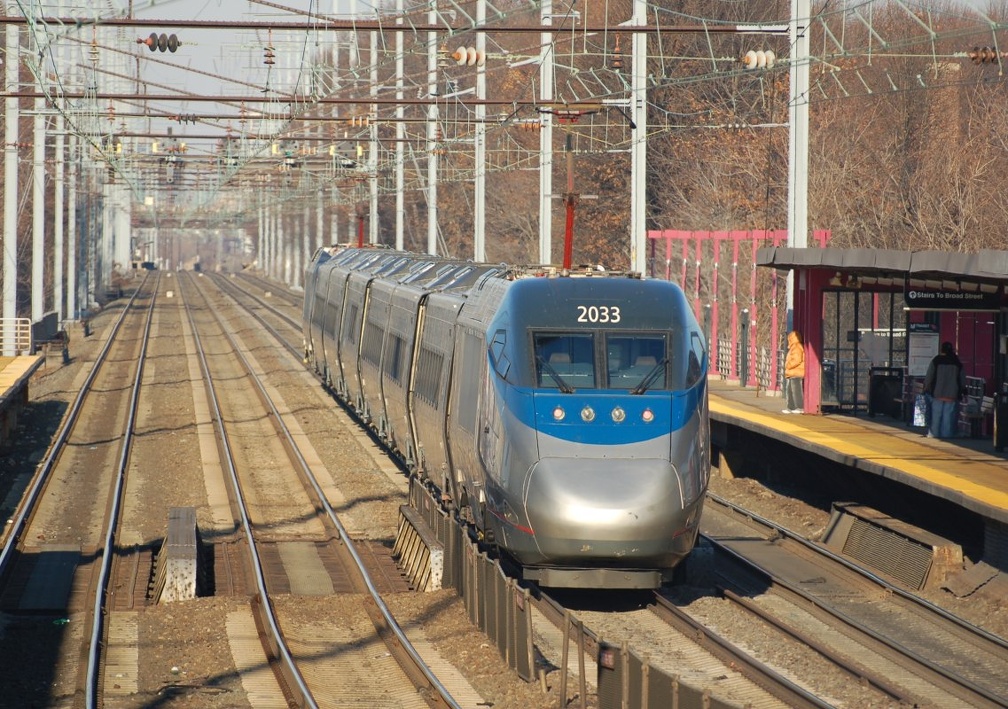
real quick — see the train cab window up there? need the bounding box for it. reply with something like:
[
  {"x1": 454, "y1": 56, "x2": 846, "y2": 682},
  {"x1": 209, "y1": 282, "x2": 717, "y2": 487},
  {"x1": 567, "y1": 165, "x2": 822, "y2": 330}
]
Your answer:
[
  {"x1": 490, "y1": 330, "x2": 511, "y2": 379},
  {"x1": 686, "y1": 331, "x2": 706, "y2": 387},
  {"x1": 534, "y1": 333, "x2": 595, "y2": 390},
  {"x1": 605, "y1": 335, "x2": 668, "y2": 390}
]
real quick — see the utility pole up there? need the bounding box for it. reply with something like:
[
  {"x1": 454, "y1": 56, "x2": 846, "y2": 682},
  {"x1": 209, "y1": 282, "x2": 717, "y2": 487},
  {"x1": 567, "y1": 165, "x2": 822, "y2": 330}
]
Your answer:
[
  {"x1": 629, "y1": 0, "x2": 647, "y2": 275},
  {"x1": 3, "y1": 11, "x2": 19, "y2": 355},
  {"x1": 473, "y1": 0, "x2": 487, "y2": 261},
  {"x1": 426, "y1": 2, "x2": 438, "y2": 255},
  {"x1": 394, "y1": 0, "x2": 404, "y2": 251},
  {"x1": 787, "y1": 0, "x2": 811, "y2": 326}
]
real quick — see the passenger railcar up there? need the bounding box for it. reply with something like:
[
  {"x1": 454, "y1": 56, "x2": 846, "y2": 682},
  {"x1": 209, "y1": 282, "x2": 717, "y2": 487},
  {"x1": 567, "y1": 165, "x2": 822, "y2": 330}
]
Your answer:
[{"x1": 303, "y1": 246, "x2": 710, "y2": 589}]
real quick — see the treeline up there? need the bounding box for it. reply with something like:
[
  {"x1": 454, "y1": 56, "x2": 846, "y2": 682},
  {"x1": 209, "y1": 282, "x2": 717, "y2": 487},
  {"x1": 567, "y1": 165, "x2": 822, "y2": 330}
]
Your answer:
[{"x1": 396, "y1": 0, "x2": 1008, "y2": 268}]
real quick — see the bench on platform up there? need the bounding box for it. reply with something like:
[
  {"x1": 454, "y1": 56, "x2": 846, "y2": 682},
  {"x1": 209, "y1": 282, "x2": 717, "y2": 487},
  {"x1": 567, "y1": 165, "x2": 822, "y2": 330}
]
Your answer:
[{"x1": 960, "y1": 394, "x2": 995, "y2": 439}]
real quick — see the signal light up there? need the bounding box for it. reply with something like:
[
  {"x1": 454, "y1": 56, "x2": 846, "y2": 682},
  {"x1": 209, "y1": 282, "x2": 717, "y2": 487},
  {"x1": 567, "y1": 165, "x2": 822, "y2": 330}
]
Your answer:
[
  {"x1": 137, "y1": 32, "x2": 180, "y2": 53},
  {"x1": 969, "y1": 46, "x2": 1001, "y2": 64}
]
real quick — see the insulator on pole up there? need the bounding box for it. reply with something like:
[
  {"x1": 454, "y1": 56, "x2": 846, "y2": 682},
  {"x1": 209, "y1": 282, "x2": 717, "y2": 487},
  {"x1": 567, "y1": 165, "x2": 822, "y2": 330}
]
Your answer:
[
  {"x1": 451, "y1": 46, "x2": 484, "y2": 67},
  {"x1": 742, "y1": 49, "x2": 776, "y2": 70},
  {"x1": 137, "y1": 32, "x2": 180, "y2": 52},
  {"x1": 969, "y1": 46, "x2": 1001, "y2": 64}
]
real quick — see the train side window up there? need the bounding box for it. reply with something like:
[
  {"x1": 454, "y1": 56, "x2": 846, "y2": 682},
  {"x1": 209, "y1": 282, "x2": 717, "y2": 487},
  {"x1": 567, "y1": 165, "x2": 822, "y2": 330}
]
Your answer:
[
  {"x1": 344, "y1": 303, "x2": 360, "y2": 344},
  {"x1": 385, "y1": 333, "x2": 405, "y2": 382},
  {"x1": 362, "y1": 321, "x2": 384, "y2": 366},
  {"x1": 686, "y1": 331, "x2": 706, "y2": 387},
  {"x1": 457, "y1": 332, "x2": 483, "y2": 431},
  {"x1": 414, "y1": 346, "x2": 443, "y2": 406},
  {"x1": 490, "y1": 329, "x2": 511, "y2": 380}
]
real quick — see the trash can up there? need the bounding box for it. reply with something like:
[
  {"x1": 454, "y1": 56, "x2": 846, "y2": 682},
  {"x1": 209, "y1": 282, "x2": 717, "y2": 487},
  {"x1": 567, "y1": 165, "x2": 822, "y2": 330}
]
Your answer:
[
  {"x1": 868, "y1": 367, "x2": 904, "y2": 419},
  {"x1": 821, "y1": 359, "x2": 838, "y2": 407}
]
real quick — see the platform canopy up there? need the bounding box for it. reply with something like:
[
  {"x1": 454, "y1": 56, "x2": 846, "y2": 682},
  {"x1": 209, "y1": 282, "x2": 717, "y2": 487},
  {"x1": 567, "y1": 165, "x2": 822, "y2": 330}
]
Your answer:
[{"x1": 756, "y1": 247, "x2": 1008, "y2": 290}]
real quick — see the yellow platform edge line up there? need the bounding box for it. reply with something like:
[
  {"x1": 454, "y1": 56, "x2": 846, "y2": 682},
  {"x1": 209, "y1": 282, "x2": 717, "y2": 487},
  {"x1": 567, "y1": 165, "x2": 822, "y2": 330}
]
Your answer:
[{"x1": 709, "y1": 399, "x2": 1008, "y2": 509}]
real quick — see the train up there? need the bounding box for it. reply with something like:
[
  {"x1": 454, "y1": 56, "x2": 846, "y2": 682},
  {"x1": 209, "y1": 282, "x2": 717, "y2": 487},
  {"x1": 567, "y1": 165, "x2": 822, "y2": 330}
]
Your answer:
[{"x1": 302, "y1": 245, "x2": 710, "y2": 589}]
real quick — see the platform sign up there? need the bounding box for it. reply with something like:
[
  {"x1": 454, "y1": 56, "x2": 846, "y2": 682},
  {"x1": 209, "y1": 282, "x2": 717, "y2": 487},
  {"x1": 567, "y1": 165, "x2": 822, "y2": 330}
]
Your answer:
[
  {"x1": 904, "y1": 288, "x2": 1000, "y2": 310},
  {"x1": 908, "y1": 329, "x2": 939, "y2": 376}
]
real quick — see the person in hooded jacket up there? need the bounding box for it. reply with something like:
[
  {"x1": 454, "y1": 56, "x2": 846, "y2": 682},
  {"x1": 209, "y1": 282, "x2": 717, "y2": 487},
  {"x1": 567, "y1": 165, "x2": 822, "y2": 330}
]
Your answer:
[
  {"x1": 924, "y1": 341, "x2": 966, "y2": 439},
  {"x1": 783, "y1": 330, "x2": 805, "y2": 414}
]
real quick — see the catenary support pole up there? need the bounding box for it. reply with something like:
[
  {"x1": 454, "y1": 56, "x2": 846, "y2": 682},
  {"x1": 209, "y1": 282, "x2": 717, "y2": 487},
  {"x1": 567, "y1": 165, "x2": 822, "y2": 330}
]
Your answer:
[
  {"x1": 426, "y1": 3, "x2": 438, "y2": 255},
  {"x1": 473, "y1": 0, "x2": 487, "y2": 261},
  {"x1": 3, "y1": 12, "x2": 19, "y2": 355},
  {"x1": 630, "y1": 0, "x2": 647, "y2": 275},
  {"x1": 787, "y1": 0, "x2": 810, "y2": 325}
]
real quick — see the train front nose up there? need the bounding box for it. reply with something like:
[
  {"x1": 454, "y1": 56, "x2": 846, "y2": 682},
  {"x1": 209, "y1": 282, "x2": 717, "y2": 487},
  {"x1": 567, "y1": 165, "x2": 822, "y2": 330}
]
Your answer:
[{"x1": 523, "y1": 457, "x2": 691, "y2": 565}]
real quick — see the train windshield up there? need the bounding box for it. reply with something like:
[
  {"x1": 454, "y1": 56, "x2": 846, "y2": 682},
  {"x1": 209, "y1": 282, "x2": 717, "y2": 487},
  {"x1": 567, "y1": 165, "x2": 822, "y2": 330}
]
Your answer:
[
  {"x1": 534, "y1": 333, "x2": 595, "y2": 390},
  {"x1": 605, "y1": 335, "x2": 668, "y2": 391},
  {"x1": 533, "y1": 332, "x2": 670, "y2": 391}
]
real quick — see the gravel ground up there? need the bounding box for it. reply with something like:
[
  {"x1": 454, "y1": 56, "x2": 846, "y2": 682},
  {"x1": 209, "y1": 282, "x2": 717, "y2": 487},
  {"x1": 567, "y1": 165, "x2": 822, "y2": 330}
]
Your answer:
[{"x1": 706, "y1": 473, "x2": 1008, "y2": 641}]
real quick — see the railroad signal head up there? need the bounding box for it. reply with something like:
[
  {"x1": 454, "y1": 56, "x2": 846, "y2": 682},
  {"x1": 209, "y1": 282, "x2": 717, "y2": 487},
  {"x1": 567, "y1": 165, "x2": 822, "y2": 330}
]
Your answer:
[
  {"x1": 137, "y1": 32, "x2": 181, "y2": 52},
  {"x1": 969, "y1": 46, "x2": 1001, "y2": 64}
]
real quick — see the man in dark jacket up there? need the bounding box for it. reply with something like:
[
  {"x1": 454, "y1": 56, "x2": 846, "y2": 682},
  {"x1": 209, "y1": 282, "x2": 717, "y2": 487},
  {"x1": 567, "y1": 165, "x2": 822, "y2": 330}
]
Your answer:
[{"x1": 924, "y1": 341, "x2": 966, "y2": 439}]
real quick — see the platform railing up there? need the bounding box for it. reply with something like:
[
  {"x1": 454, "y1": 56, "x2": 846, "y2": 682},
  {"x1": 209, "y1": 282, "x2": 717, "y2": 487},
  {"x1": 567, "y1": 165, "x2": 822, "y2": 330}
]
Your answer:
[{"x1": 0, "y1": 318, "x2": 32, "y2": 356}]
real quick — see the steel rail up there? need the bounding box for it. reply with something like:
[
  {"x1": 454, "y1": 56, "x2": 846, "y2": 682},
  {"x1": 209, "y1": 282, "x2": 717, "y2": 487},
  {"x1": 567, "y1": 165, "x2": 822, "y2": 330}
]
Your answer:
[
  {"x1": 703, "y1": 493, "x2": 1008, "y2": 708},
  {"x1": 177, "y1": 272, "x2": 319, "y2": 708},
  {"x1": 706, "y1": 492, "x2": 1008, "y2": 651},
  {"x1": 0, "y1": 280, "x2": 148, "y2": 573},
  {"x1": 201, "y1": 270, "x2": 462, "y2": 708},
  {"x1": 85, "y1": 273, "x2": 161, "y2": 708},
  {"x1": 211, "y1": 273, "x2": 302, "y2": 337},
  {"x1": 649, "y1": 594, "x2": 833, "y2": 709}
]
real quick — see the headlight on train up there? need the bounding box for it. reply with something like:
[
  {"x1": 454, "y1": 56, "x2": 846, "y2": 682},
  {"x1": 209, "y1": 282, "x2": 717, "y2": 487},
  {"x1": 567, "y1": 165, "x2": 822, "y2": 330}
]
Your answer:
[
  {"x1": 611, "y1": 406, "x2": 626, "y2": 423},
  {"x1": 641, "y1": 408, "x2": 655, "y2": 423},
  {"x1": 553, "y1": 406, "x2": 566, "y2": 421},
  {"x1": 581, "y1": 405, "x2": 595, "y2": 422}
]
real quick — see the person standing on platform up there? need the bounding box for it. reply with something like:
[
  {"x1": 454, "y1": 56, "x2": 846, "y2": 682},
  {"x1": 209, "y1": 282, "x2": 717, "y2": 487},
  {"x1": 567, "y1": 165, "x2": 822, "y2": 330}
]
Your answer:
[
  {"x1": 924, "y1": 341, "x2": 965, "y2": 439},
  {"x1": 783, "y1": 330, "x2": 805, "y2": 414}
]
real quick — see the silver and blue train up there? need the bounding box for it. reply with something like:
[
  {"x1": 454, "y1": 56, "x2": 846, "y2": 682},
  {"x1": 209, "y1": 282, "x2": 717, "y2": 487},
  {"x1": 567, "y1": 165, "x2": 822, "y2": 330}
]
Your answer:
[{"x1": 302, "y1": 246, "x2": 710, "y2": 589}]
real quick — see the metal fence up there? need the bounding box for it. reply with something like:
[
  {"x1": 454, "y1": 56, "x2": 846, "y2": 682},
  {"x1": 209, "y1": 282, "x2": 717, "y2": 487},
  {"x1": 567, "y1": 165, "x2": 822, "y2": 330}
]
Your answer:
[
  {"x1": 648, "y1": 229, "x2": 832, "y2": 395},
  {"x1": 0, "y1": 318, "x2": 32, "y2": 356},
  {"x1": 406, "y1": 479, "x2": 758, "y2": 708}
]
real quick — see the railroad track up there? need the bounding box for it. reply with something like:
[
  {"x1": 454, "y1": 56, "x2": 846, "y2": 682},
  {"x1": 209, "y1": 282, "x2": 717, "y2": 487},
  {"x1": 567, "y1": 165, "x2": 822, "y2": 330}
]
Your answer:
[
  {"x1": 689, "y1": 494, "x2": 1008, "y2": 707},
  {"x1": 0, "y1": 274, "x2": 159, "y2": 705},
  {"x1": 179, "y1": 270, "x2": 465, "y2": 707}
]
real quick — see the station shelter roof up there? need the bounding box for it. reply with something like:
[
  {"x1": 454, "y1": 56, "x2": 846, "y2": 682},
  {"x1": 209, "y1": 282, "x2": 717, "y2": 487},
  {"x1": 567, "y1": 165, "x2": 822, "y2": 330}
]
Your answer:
[{"x1": 756, "y1": 247, "x2": 1008, "y2": 292}]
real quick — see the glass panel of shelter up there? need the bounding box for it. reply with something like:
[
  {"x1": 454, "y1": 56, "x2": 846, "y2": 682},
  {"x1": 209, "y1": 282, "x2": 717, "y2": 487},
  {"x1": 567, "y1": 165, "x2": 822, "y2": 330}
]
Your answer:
[{"x1": 821, "y1": 289, "x2": 908, "y2": 413}]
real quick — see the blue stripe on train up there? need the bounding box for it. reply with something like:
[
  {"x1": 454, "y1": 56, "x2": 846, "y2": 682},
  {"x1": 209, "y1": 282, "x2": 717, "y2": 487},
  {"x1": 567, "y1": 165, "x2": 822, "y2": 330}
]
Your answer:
[{"x1": 500, "y1": 379, "x2": 705, "y2": 447}]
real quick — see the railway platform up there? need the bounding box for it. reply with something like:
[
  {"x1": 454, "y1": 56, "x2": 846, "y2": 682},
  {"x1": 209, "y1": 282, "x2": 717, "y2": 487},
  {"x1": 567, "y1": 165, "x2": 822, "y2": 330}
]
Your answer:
[
  {"x1": 0, "y1": 355, "x2": 43, "y2": 446},
  {"x1": 708, "y1": 377, "x2": 1008, "y2": 572}
]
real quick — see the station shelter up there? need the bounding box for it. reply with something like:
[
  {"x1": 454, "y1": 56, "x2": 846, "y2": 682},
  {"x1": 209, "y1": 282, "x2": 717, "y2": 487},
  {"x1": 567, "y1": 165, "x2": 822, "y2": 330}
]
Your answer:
[{"x1": 756, "y1": 247, "x2": 1008, "y2": 445}]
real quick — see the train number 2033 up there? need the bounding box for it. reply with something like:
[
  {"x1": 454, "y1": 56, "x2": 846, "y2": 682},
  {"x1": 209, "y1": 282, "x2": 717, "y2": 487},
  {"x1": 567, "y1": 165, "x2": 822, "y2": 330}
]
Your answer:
[{"x1": 577, "y1": 305, "x2": 621, "y2": 323}]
